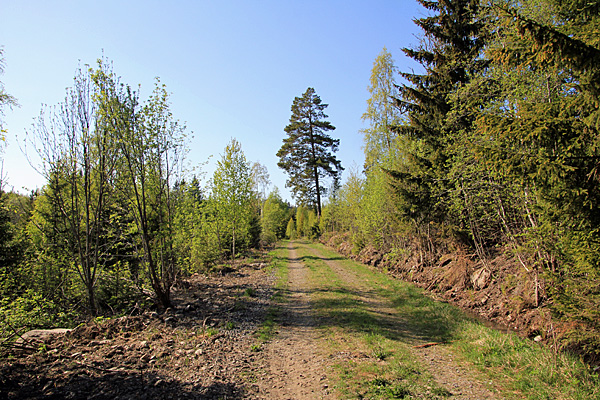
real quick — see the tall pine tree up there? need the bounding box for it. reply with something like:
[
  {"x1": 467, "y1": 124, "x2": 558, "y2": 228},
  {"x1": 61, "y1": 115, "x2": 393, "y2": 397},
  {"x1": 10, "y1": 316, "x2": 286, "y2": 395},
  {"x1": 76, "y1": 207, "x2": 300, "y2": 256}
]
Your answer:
[{"x1": 277, "y1": 87, "x2": 343, "y2": 216}]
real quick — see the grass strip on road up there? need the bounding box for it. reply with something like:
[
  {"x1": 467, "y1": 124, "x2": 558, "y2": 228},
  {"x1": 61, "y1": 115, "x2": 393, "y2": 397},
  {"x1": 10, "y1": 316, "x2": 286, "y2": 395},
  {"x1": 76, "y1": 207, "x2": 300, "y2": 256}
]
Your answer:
[
  {"x1": 252, "y1": 244, "x2": 289, "y2": 350},
  {"x1": 295, "y1": 240, "x2": 455, "y2": 399},
  {"x1": 298, "y1": 240, "x2": 600, "y2": 400}
]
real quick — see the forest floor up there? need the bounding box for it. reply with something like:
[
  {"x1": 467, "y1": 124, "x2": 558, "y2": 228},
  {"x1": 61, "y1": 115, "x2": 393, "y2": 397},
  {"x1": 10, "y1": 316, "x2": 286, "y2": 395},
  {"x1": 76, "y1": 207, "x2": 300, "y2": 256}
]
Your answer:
[{"x1": 1, "y1": 241, "x2": 597, "y2": 399}]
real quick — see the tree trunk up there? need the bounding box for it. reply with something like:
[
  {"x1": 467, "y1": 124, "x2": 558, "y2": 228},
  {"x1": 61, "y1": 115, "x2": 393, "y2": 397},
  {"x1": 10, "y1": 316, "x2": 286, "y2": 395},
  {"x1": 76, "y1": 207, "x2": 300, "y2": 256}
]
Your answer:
[
  {"x1": 87, "y1": 283, "x2": 97, "y2": 316},
  {"x1": 232, "y1": 225, "x2": 236, "y2": 262}
]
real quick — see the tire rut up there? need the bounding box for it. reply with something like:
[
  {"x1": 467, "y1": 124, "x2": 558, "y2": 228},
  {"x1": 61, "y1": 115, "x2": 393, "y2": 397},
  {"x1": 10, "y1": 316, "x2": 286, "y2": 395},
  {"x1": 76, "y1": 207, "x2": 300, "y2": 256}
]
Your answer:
[{"x1": 256, "y1": 242, "x2": 332, "y2": 399}]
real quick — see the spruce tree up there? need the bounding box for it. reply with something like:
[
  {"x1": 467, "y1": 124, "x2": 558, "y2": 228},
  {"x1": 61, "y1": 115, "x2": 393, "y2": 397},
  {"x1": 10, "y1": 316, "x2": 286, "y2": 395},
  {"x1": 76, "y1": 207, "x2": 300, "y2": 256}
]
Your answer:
[
  {"x1": 477, "y1": 0, "x2": 600, "y2": 349},
  {"x1": 388, "y1": 0, "x2": 486, "y2": 226},
  {"x1": 277, "y1": 87, "x2": 343, "y2": 216}
]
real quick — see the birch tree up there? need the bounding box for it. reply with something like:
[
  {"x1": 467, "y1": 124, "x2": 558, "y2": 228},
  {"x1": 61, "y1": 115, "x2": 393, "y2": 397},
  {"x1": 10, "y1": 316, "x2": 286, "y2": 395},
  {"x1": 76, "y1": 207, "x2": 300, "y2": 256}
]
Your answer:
[
  {"x1": 211, "y1": 139, "x2": 254, "y2": 261},
  {"x1": 27, "y1": 62, "x2": 117, "y2": 314}
]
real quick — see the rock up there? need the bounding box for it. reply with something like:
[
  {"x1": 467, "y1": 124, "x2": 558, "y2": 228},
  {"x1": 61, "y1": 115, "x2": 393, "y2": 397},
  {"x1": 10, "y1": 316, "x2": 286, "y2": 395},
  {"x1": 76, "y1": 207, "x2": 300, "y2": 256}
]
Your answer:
[
  {"x1": 16, "y1": 328, "x2": 72, "y2": 344},
  {"x1": 471, "y1": 268, "x2": 491, "y2": 290},
  {"x1": 534, "y1": 335, "x2": 543, "y2": 342}
]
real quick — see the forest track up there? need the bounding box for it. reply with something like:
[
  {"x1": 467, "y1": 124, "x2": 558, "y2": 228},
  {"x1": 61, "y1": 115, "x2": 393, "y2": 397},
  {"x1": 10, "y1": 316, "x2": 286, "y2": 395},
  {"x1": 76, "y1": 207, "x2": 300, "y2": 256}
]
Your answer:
[
  {"x1": 1, "y1": 241, "x2": 501, "y2": 399},
  {"x1": 255, "y1": 240, "x2": 498, "y2": 399},
  {"x1": 254, "y1": 241, "x2": 332, "y2": 399}
]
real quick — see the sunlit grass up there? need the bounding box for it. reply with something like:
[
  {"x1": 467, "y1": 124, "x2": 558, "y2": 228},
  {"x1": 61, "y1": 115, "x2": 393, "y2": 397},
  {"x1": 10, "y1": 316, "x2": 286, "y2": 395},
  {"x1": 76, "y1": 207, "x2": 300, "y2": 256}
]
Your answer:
[
  {"x1": 298, "y1": 240, "x2": 600, "y2": 399},
  {"x1": 294, "y1": 241, "x2": 454, "y2": 399},
  {"x1": 252, "y1": 243, "x2": 289, "y2": 349},
  {"x1": 456, "y1": 323, "x2": 600, "y2": 400}
]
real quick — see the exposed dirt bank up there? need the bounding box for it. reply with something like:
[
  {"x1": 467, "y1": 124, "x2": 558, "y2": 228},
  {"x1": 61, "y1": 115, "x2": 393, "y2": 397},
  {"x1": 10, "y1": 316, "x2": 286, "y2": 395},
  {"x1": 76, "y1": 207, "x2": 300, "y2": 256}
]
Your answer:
[{"x1": 322, "y1": 233, "x2": 558, "y2": 352}]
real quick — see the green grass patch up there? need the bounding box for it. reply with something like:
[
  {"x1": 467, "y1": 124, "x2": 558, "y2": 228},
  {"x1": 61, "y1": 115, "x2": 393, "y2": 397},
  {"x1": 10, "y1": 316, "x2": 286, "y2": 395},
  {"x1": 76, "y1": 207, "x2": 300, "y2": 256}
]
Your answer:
[
  {"x1": 294, "y1": 241, "x2": 456, "y2": 399},
  {"x1": 252, "y1": 242, "x2": 289, "y2": 349},
  {"x1": 297, "y1": 240, "x2": 600, "y2": 399},
  {"x1": 224, "y1": 321, "x2": 235, "y2": 330},
  {"x1": 456, "y1": 323, "x2": 599, "y2": 399}
]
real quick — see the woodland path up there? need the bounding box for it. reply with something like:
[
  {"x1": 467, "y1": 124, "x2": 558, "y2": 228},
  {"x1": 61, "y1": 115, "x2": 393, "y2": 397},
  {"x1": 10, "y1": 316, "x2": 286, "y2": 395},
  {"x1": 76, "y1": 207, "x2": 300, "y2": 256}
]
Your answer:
[
  {"x1": 0, "y1": 241, "x2": 501, "y2": 399},
  {"x1": 256, "y1": 240, "x2": 498, "y2": 399},
  {"x1": 255, "y1": 241, "x2": 333, "y2": 399}
]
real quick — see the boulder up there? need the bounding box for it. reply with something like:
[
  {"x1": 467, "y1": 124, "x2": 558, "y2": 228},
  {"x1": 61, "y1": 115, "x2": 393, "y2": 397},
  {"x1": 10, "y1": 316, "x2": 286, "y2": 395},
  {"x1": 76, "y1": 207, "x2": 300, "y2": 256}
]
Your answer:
[
  {"x1": 471, "y1": 268, "x2": 491, "y2": 290},
  {"x1": 15, "y1": 328, "x2": 72, "y2": 344}
]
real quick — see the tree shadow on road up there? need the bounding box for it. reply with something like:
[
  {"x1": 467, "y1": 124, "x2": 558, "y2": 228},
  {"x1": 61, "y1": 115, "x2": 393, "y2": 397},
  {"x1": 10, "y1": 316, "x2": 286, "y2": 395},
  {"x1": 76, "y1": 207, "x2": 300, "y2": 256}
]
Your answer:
[
  {"x1": 279, "y1": 242, "x2": 473, "y2": 345},
  {"x1": 0, "y1": 359, "x2": 248, "y2": 400}
]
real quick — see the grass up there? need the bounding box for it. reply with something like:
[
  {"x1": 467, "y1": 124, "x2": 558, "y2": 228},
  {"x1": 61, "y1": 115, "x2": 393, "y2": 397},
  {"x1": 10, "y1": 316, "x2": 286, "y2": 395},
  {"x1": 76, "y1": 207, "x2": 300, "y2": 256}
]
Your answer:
[
  {"x1": 294, "y1": 243, "x2": 454, "y2": 399},
  {"x1": 294, "y1": 240, "x2": 600, "y2": 400},
  {"x1": 456, "y1": 323, "x2": 600, "y2": 400},
  {"x1": 251, "y1": 243, "x2": 289, "y2": 350},
  {"x1": 202, "y1": 326, "x2": 219, "y2": 338},
  {"x1": 224, "y1": 321, "x2": 235, "y2": 330}
]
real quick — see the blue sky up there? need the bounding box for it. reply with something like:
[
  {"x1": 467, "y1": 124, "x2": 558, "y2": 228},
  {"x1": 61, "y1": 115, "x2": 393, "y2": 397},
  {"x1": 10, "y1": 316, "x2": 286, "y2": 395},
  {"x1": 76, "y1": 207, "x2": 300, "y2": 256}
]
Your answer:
[{"x1": 0, "y1": 0, "x2": 425, "y2": 203}]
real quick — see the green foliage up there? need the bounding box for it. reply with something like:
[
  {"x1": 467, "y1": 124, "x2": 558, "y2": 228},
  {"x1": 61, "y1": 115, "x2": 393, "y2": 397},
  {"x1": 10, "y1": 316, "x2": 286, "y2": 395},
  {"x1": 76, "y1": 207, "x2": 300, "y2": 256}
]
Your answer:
[
  {"x1": 475, "y1": 0, "x2": 600, "y2": 349},
  {"x1": 307, "y1": 209, "x2": 320, "y2": 239},
  {"x1": 95, "y1": 261, "x2": 144, "y2": 312},
  {"x1": 25, "y1": 60, "x2": 125, "y2": 315},
  {"x1": 261, "y1": 189, "x2": 290, "y2": 245},
  {"x1": 361, "y1": 47, "x2": 402, "y2": 171},
  {"x1": 285, "y1": 217, "x2": 297, "y2": 240},
  {"x1": 0, "y1": 192, "x2": 29, "y2": 296},
  {"x1": 211, "y1": 138, "x2": 256, "y2": 260},
  {"x1": 0, "y1": 290, "x2": 75, "y2": 341},
  {"x1": 295, "y1": 206, "x2": 307, "y2": 237},
  {"x1": 18, "y1": 57, "x2": 191, "y2": 313},
  {"x1": 293, "y1": 205, "x2": 318, "y2": 238},
  {"x1": 321, "y1": 0, "x2": 600, "y2": 358},
  {"x1": 250, "y1": 161, "x2": 271, "y2": 204},
  {"x1": 391, "y1": 0, "x2": 487, "y2": 228},
  {"x1": 173, "y1": 180, "x2": 223, "y2": 272}
]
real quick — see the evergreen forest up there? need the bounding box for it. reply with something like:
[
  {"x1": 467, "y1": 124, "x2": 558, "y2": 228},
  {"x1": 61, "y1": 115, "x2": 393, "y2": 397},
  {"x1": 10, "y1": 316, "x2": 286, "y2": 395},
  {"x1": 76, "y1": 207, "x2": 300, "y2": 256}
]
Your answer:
[{"x1": 1, "y1": 0, "x2": 600, "y2": 364}]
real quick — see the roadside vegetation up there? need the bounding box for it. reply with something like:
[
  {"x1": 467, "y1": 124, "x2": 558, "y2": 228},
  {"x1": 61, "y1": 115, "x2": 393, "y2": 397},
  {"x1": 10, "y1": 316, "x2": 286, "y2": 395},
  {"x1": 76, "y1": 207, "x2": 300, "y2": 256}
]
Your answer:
[
  {"x1": 0, "y1": 0, "x2": 599, "y2": 387},
  {"x1": 252, "y1": 245, "x2": 289, "y2": 351},
  {"x1": 318, "y1": 0, "x2": 600, "y2": 362}
]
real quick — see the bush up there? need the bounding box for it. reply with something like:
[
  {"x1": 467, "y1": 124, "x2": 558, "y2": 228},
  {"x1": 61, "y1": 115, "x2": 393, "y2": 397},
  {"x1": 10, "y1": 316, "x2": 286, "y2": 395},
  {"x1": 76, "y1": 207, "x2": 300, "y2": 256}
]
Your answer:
[{"x1": 0, "y1": 290, "x2": 76, "y2": 342}]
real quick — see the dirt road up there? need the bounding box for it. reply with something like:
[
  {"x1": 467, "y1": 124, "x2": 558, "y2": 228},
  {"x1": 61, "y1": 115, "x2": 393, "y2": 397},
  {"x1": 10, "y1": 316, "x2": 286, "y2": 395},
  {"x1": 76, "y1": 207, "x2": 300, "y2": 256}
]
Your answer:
[
  {"x1": 256, "y1": 240, "x2": 498, "y2": 399},
  {"x1": 255, "y1": 242, "x2": 332, "y2": 399},
  {"x1": 1, "y1": 241, "x2": 500, "y2": 399}
]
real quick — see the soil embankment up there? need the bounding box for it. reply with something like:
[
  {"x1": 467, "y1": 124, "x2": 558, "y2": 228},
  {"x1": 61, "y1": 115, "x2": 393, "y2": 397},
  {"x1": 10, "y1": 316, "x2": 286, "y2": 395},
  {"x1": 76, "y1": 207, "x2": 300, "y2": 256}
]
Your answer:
[{"x1": 323, "y1": 233, "x2": 551, "y2": 342}]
